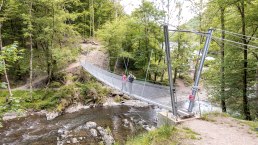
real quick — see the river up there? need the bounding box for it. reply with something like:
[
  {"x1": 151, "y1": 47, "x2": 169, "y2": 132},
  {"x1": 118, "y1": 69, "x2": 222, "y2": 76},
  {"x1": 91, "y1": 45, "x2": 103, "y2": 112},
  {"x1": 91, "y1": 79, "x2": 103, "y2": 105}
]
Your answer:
[{"x1": 0, "y1": 105, "x2": 157, "y2": 145}]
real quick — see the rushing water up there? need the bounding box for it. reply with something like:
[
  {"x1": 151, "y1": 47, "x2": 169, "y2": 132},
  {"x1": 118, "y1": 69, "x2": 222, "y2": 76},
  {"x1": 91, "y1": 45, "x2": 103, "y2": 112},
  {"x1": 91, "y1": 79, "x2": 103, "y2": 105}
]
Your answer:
[{"x1": 0, "y1": 105, "x2": 157, "y2": 145}]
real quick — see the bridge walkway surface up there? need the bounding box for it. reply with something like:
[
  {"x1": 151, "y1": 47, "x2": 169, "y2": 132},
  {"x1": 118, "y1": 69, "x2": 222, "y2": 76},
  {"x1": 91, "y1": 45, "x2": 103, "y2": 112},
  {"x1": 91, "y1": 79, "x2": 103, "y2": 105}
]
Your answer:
[{"x1": 80, "y1": 60, "x2": 218, "y2": 115}]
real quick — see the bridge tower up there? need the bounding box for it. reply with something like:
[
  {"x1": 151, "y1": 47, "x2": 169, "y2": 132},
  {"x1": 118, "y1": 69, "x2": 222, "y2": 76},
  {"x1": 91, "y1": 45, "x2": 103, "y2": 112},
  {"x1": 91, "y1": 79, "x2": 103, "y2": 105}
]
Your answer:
[{"x1": 163, "y1": 25, "x2": 213, "y2": 117}]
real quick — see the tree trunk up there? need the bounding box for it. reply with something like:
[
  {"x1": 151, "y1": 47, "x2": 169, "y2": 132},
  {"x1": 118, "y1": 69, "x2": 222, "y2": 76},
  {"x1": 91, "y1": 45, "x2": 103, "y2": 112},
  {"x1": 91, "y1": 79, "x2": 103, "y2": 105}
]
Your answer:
[
  {"x1": 238, "y1": 1, "x2": 251, "y2": 120},
  {"x1": 173, "y1": 68, "x2": 177, "y2": 84},
  {"x1": 89, "y1": 0, "x2": 91, "y2": 37},
  {"x1": 220, "y1": 7, "x2": 226, "y2": 112},
  {"x1": 0, "y1": 23, "x2": 13, "y2": 102},
  {"x1": 46, "y1": 46, "x2": 52, "y2": 83},
  {"x1": 252, "y1": 52, "x2": 258, "y2": 118},
  {"x1": 91, "y1": 0, "x2": 94, "y2": 37},
  {"x1": 47, "y1": 1, "x2": 55, "y2": 84},
  {"x1": 256, "y1": 64, "x2": 258, "y2": 99},
  {"x1": 194, "y1": 0, "x2": 203, "y2": 81},
  {"x1": 29, "y1": 1, "x2": 33, "y2": 99},
  {"x1": 113, "y1": 57, "x2": 118, "y2": 73}
]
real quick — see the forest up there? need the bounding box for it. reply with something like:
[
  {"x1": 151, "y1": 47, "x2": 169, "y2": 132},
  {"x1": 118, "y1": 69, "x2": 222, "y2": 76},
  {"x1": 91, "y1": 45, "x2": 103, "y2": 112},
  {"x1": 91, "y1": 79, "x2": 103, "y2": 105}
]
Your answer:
[
  {"x1": 0, "y1": 0, "x2": 257, "y2": 134},
  {"x1": 0, "y1": 0, "x2": 258, "y2": 144}
]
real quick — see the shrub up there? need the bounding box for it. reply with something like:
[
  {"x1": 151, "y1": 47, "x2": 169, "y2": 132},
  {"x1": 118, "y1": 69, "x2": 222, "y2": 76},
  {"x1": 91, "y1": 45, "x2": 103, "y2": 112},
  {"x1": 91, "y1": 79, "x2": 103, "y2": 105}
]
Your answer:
[
  {"x1": 49, "y1": 81, "x2": 62, "y2": 88},
  {"x1": 79, "y1": 82, "x2": 109, "y2": 105},
  {"x1": 179, "y1": 74, "x2": 193, "y2": 86}
]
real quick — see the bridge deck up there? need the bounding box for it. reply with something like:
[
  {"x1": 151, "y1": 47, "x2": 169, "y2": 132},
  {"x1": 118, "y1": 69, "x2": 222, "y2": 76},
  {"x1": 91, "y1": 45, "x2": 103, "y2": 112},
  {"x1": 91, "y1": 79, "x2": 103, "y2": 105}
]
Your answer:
[{"x1": 80, "y1": 60, "x2": 217, "y2": 115}]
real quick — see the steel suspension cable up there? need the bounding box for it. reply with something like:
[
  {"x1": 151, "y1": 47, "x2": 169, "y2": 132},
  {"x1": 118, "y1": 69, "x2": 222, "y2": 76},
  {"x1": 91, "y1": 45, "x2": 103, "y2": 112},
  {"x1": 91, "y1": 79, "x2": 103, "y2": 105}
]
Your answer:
[
  {"x1": 168, "y1": 29, "x2": 209, "y2": 37},
  {"x1": 212, "y1": 36, "x2": 258, "y2": 49},
  {"x1": 213, "y1": 31, "x2": 258, "y2": 46},
  {"x1": 212, "y1": 38, "x2": 257, "y2": 52},
  {"x1": 215, "y1": 28, "x2": 258, "y2": 40},
  {"x1": 141, "y1": 49, "x2": 153, "y2": 97}
]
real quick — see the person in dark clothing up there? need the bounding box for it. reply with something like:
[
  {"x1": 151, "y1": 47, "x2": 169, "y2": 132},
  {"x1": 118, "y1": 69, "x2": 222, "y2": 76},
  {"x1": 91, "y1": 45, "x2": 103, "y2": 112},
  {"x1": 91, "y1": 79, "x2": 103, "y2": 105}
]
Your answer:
[{"x1": 127, "y1": 72, "x2": 136, "y2": 94}]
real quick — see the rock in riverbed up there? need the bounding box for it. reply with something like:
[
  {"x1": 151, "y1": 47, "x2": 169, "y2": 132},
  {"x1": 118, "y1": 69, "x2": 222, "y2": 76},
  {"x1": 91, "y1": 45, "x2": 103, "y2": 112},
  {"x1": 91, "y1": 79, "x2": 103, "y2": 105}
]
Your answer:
[
  {"x1": 46, "y1": 112, "x2": 59, "y2": 120},
  {"x1": 85, "y1": 121, "x2": 97, "y2": 129}
]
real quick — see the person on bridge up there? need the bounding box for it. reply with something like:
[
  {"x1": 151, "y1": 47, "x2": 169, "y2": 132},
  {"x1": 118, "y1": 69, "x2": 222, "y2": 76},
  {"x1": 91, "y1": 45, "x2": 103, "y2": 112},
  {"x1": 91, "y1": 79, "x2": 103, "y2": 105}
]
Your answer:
[
  {"x1": 128, "y1": 72, "x2": 136, "y2": 94},
  {"x1": 121, "y1": 72, "x2": 127, "y2": 91}
]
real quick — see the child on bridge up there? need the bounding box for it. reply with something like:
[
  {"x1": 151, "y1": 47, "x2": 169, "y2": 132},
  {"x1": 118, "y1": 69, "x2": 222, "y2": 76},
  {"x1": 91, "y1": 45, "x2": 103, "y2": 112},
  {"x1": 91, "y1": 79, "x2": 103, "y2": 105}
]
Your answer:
[{"x1": 121, "y1": 72, "x2": 127, "y2": 91}]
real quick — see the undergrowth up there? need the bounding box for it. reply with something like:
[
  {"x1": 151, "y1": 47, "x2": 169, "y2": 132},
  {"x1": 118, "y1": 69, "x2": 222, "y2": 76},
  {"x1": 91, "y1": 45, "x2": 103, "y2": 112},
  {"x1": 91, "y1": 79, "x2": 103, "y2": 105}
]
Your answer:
[
  {"x1": 239, "y1": 120, "x2": 258, "y2": 134},
  {"x1": 0, "y1": 70, "x2": 110, "y2": 120},
  {"x1": 124, "y1": 124, "x2": 200, "y2": 145},
  {"x1": 200, "y1": 111, "x2": 229, "y2": 122},
  {"x1": 125, "y1": 125, "x2": 178, "y2": 145}
]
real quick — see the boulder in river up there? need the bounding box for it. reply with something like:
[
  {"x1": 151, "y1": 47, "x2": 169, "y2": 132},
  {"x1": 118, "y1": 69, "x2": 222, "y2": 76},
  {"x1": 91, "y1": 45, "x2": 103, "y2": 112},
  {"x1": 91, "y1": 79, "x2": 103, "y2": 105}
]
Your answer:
[
  {"x1": 2, "y1": 112, "x2": 17, "y2": 121},
  {"x1": 122, "y1": 119, "x2": 130, "y2": 127},
  {"x1": 65, "y1": 103, "x2": 89, "y2": 113},
  {"x1": 103, "y1": 134, "x2": 114, "y2": 145},
  {"x1": 46, "y1": 112, "x2": 59, "y2": 120},
  {"x1": 90, "y1": 128, "x2": 98, "y2": 137},
  {"x1": 2, "y1": 112, "x2": 26, "y2": 121},
  {"x1": 85, "y1": 121, "x2": 97, "y2": 129},
  {"x1": 97, "y1": 126, "x2": 114, "y2": 145},
  {"x1": 71, "y1": 138, "x2": 78, "y2": 143}
]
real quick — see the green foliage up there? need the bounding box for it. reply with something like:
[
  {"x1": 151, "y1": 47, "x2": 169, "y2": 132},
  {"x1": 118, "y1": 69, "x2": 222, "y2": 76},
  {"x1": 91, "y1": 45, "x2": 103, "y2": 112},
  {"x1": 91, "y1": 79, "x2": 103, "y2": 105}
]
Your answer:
[
  {"x1": 49, "y1": 81, "x2": 62, "y2": 88},
  {"x1": 200, "y1": 112, "x2": 231, "y2": 122},
  {"x1": 125, "y1": 125, "x2": 178, "y2": 145},
  {"x1": 0, "y1": 82, "x2": 7, "y2": 89},
  {"x1": 186, "y1": 0, "x2": 258, "y2": 119},
  {"x1": 53, "y1": 46, "x2": 81, "y2": 70},
  {"x1": 240, "y1": 120, "x2": 258, "y2": 134},
  {"x1": 179, "y1": 74, "x2": 194, "y2": 86},
  {"x1": 0, "y1": 42, "x2": 23, "y2": 77},
  {"x1": 66, "y1": 0, "x2": 121, "y2": 38},
  {"x1": 0, "y1": 90, "x2": 58, "y2": 114},
  {"x1": 182, "y1": 127, "x2": 200, "y2": 140},
  {"x1": 114, "y1": 95, "x2": 122, "y2": 103},
  {"x1": 79, "y1": 82, "x2": 110, "y2": 104},
  {"x1": 98, "y1": 1, "x2": 167, "y2": 84}
]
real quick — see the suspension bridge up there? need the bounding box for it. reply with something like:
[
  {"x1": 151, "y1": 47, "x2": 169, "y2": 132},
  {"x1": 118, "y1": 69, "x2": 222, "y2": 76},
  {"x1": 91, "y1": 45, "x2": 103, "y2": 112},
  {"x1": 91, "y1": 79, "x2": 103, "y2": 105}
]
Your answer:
[
  {"x1": 80, "y1": 25, "x2": 213, "y2": 119},
  {"x1": 80, "y1": 25, "x2": 258, "y2": 119}
]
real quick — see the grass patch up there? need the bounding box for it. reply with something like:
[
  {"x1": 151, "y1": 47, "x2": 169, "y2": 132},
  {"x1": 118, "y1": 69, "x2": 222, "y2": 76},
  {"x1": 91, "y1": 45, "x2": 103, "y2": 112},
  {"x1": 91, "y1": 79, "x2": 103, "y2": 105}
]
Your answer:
[
  {"x1": 0, "y1": 90, "x2": 59, "y2": 114},
  {"x1": 114, "y1": 95, "x2": 122, "y2": 103},
  {"x1": 200, "y1": 113, "x2": 216, "y2": 122},
  {"x1": 239, "y1": 120, "x2": 258, "y2": 134},
  {"x1": 182, "y1": 127, "x2": 200, "y2": 140},
  {"x1": 200, "y1": 112, "x2": 229, "y2": 122},
  {"x1": 125, "y1": 125, "x2": 178, "y2": 145},
  {"x1": 125, "y1": 125, "x2": 201, "y2": 145}
]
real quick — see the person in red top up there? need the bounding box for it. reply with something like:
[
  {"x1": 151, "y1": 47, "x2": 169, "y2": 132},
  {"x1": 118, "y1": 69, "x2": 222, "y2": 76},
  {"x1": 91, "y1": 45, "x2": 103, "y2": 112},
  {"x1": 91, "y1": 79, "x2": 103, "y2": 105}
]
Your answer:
[{"x1": 121, "y1": 72, "x2": 127, "y2": 91}]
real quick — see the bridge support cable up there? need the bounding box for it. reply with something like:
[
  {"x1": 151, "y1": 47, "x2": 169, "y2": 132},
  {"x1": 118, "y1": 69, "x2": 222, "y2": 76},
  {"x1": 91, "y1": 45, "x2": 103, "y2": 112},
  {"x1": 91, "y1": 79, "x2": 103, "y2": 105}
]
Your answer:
[
  {"x1": 163, "y1": 25, "x2": 177, "y2": 116},
  {"x1": 168, "y1": 29, "x2": 209, "y2": 36},
  {"x1": 141, "y1": 49, "x2": 153, "y2": 97},
  {"x1": 188, "y1": 29, "x2": 214, "y2": 112}
]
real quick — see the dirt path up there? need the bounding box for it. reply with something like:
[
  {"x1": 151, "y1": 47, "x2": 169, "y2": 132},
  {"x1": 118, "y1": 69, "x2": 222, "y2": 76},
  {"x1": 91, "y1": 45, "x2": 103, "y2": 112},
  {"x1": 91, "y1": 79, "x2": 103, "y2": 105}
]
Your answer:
[
  {"x1": 181, "y1": 116, "x2": 258, "y2": 145},
  {"x1": 80, "y1": 43, "x2": 109, "y2": 69}
]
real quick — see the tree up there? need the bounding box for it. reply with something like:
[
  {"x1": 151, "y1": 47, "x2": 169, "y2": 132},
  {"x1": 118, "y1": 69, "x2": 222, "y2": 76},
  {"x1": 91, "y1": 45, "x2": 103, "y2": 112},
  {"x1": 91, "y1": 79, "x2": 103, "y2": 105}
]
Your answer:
[
  {"x1": 236, "y1": 0, "x2": 258, "y2": 120},
  {"x1": 22, "y1": 0, "x2": 34, "y2": 99},
  {"x1": 200, "y1": 0, "x2": 258, "y2": 120},
  {"x1": 0, "y1": 0, "x2": 14, "y2": 101}
]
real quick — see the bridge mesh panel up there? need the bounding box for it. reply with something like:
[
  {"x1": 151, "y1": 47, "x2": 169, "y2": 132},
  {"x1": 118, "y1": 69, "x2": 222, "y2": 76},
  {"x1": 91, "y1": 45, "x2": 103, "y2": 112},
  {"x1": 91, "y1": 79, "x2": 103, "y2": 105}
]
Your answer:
[{"x1": 81, "y1": 60, "x2": 180, "y2": 110}]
